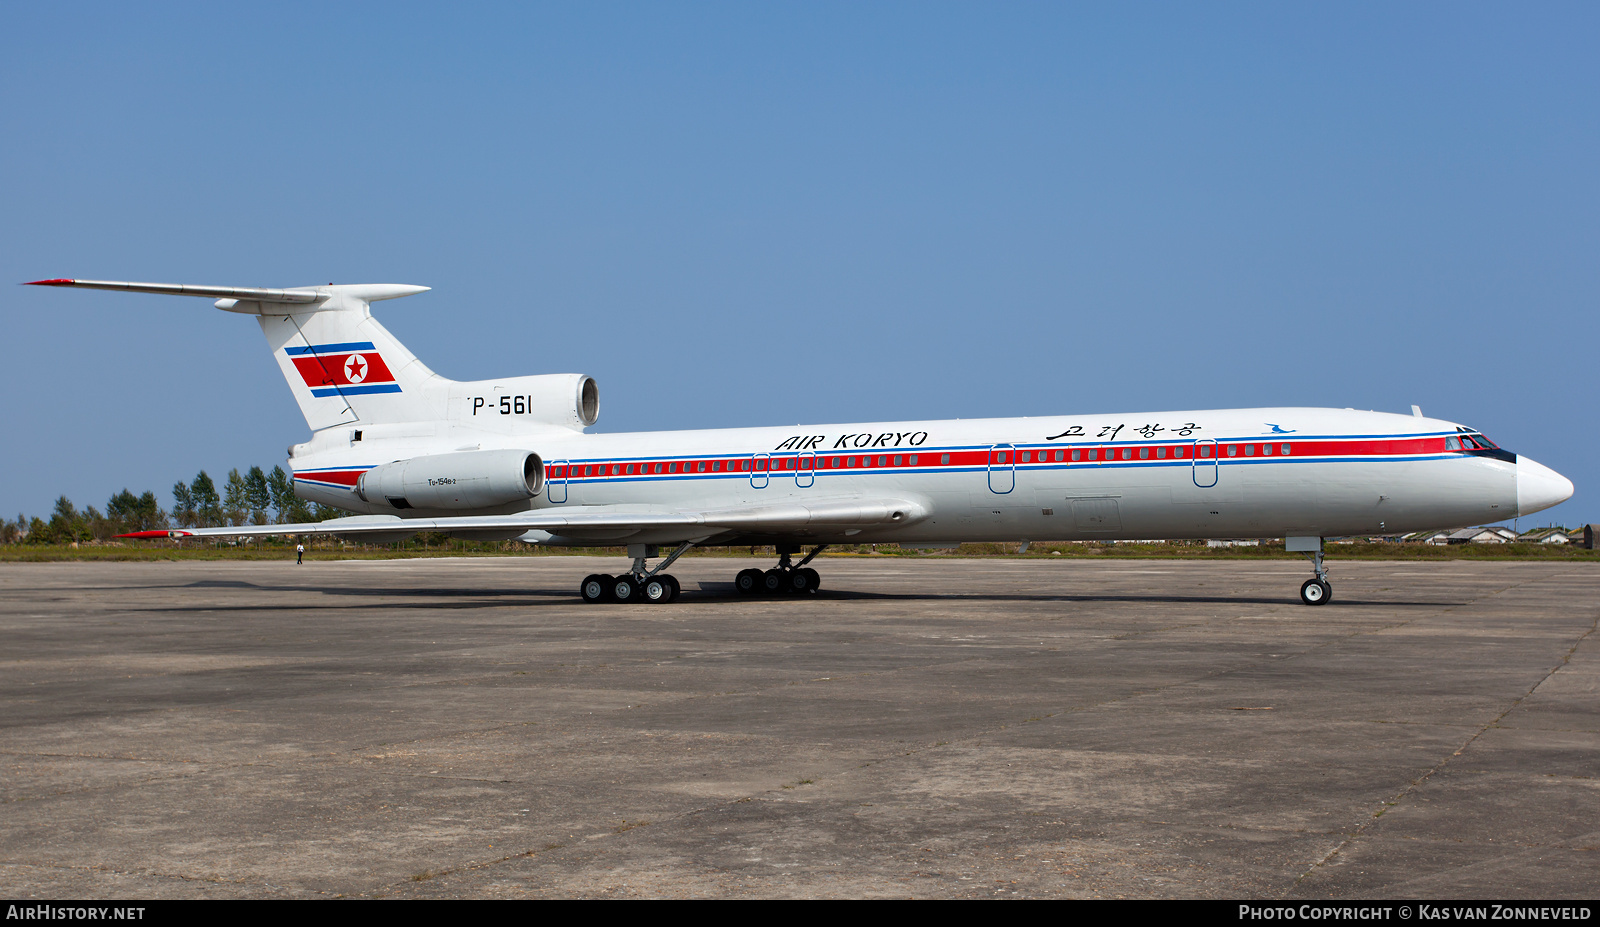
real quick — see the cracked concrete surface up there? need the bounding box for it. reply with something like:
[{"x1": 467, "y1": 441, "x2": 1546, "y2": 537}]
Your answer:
[{"x1": 0, "y1": 556, "x2": 1594, "y2": 898}]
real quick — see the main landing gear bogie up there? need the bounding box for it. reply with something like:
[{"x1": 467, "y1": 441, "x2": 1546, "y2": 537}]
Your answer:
[
  {"x1": 737, "y1": 545, "x2": 826, "y2": 596},
  {"x1": 580, "y1": 572, "x2": 681, "y2": 604},
  {"x1": 580, "y1": 541, "x2": 695, "y2": 605},
  {"x1": 738, "y1": 565, "x2": 820, "y2": 595}
]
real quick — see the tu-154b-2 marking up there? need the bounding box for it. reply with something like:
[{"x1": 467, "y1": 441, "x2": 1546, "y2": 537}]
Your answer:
[{"x1": 26, "y1": 277, "x2": 1574, "y2": 606}]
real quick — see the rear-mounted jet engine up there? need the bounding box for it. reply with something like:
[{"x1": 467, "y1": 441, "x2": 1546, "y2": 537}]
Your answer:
[{"x1": 355, "y1": 449, "x2": 543, "y2": 512}]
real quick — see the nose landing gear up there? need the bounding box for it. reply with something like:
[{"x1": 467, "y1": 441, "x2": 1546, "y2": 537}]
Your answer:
[
  {"x1": 737, "y1": 544, "x2": 827, "y2": 596},
  {"x1": 1290, "y1": 536, "x2": 1332, "y2": 606}
]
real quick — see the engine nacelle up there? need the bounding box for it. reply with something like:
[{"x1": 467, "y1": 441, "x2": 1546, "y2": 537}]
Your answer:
[
  {"x1": 356, "y1": 449, "x2": 543, "y2": 511},
  {"x1": 451, "y1": 374, "x2": 599, "y2": 429}
]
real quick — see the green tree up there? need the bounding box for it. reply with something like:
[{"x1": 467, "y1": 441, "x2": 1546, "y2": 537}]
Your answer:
[
  {"x1": 108, "y1": 490, "x2": 167, "y2": 534},
  {"x1": 107, "y1": 489, "x2": 140, "y2": 534},
  {"x1": 267, "y1": 466, "x2": 294, "y2": 523},
  {"x1": 191, "y1": 471, "x2": 221, "y2": 528},
  {"x1": 222, "y1": 469, "x2": 248, "y2": 527},
  {"x1": 245, "y1": 466, "x2": 271, "y2": 526},
  {"x1": 48, "y1": 496, "x2": 88, "y2": 544},
  {"x1": 83, "y1": 505, "x2": 110, "y2": 541},
  {"x1": 171, "y1": 481, "x2": 196, "y2": 528},
  {"x1": 135, "y1": 491, "x2": 167, "y2": 531}
]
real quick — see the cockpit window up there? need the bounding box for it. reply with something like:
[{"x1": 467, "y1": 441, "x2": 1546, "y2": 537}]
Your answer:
[
  {"x1": 1454, "y1": 429, "x2": 1515, "y2": 462},
  {"x1": 1445, "y1": 436, "x2": 1461, "y2": 451}
]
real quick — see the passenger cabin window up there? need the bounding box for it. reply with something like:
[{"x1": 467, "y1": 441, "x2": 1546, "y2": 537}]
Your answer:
[
  {"x1": 909, "y1": 455, "x2": 918, "y2": 465},
  {"x1": 1281, "y1": 444, "x2": 1291, "y2": 455},
  {"x1": 1156, "y1": 447, "x2": 1166, "y2": 459},
  {"x1": 941, "y1": 454, "x2": 951, "y2": 465},
  {"x1": 1244, "y1": 444, "x2": 1255, "y2": 456},
  {"x1": 1139, "y1": 447, "x2": 1149, "y2": 459},
  {"x1": 1227, "y1": 445, "x2": 1238, "y2": 457},
  {"x1": 1071, "y1": 450, "x2": 1081, "y2": 461}
]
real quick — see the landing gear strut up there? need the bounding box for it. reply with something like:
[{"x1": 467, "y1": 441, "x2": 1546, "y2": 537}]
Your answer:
[
  {"x1": 580, "y1": 541, "x2": 695, "y2": 604},
  {"x1": 737, "y1": 544, "x2": 827, "y2": 596},
  {"x1": 1286, "y1": 536, "x2": 1331, "y2": 605},
  {"x1": 1298, "y1": 550, "x2": 1331, "y2": 606}
]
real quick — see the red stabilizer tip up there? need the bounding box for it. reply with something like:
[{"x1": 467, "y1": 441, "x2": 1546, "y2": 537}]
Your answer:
[
  {"x1": 24, "y1": 279, "x2": 75, "y2": 286},
  {"x1": 117, "y1": 530, "x2": 178, "y2": 539}
]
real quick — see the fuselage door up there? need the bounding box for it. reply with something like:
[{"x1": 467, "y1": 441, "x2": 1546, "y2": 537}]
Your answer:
[
  {"x1": 1192, "y1": 439, "x2": 1218, "y2": 488},
  {"x1": 750, "y1": 452, "x2": 770, "y2": 489},
  {"x1": 988, "y1": 444, "x2": 1016, "y2": 494},
  {"x1": 547, "y1": 459, "x2": 569, "y2": 504},
  {"x1": 797, "y1": 451, "x2": 815, "y2": 488}
]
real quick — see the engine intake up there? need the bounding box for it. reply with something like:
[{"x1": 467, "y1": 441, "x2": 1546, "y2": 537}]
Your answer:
[{"x1": 356, "y1": 449, "x2": 543, "y2": 511}]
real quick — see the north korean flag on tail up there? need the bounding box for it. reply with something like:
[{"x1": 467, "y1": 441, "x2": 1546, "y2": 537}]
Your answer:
[{"x1": 286, "y1": 342, "x2": 402, "y2": 396}]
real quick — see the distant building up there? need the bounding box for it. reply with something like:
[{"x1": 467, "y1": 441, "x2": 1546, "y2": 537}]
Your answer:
[
  {"x1": 1404, "y1": 529, "x2": 1454, "y2": 545},
  {"x1": 1517, "y1": 527, "x2": 1570, "y2": 544},
  {"x1": 1444, "y1": 526, "x2": 1518, "y2": 544}
]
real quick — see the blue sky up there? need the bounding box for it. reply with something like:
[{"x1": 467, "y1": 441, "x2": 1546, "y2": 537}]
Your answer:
[{"x1": 3, "y1": 2, "x2": 1596, "y2": 527}]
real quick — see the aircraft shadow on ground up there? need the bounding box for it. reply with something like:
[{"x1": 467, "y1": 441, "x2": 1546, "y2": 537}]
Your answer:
[{"x1": 124, "y1": 579, "x2": 1456, "y2": 611}]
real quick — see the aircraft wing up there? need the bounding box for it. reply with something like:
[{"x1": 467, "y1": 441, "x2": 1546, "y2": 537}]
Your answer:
[{"x1": 118, "y1": 495, "x2": 930, "y2": 541}]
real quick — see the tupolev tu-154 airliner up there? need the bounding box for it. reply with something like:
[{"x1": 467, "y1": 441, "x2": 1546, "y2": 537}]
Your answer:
[{"x1": 28, "y1": 278, "x2": 1575, "y2": 606}]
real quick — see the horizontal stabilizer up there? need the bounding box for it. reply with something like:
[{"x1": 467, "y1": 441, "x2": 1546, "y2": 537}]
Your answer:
[
  {"x1": 27, "y1": 278, "x2": 322, "y2": 304},
  {"x1": 25, "y1": 279, "x2": 430, "y2": 306}
]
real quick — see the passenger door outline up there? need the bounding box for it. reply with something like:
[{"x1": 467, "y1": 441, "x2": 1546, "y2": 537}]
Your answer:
[
  {"x1": 1193, "y1": 439, "x2": 1218, "y2": 488},
  {"x1": 988, "y1": 444, "x2": 1016, "y2": 494},
  {"x1": 547, "y1": 459, "x2": 568, "y2": 504}
]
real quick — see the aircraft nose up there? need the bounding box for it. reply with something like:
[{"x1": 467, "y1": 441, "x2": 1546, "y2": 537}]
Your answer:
[{"x1": 1517, "y1": 456, "x2": 1575, "y2": 517}]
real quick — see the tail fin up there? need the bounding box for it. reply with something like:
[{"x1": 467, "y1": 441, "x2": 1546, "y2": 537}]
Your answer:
[
  {"x1": 27, "y1": 279, "x2": 439, "y2": 431},
  {"x1": 247, "y1": 285, "x2": 441, "y2": 430}
]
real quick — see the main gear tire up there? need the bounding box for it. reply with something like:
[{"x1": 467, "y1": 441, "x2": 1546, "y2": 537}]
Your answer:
[{"x1": 581, "y1": 574, "x2": 611, "y2": 603}]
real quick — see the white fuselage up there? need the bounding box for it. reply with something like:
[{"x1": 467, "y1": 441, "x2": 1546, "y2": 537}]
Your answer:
[{"x1": 289, "y1": 406, "x2": 1548, "y2": 547}]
